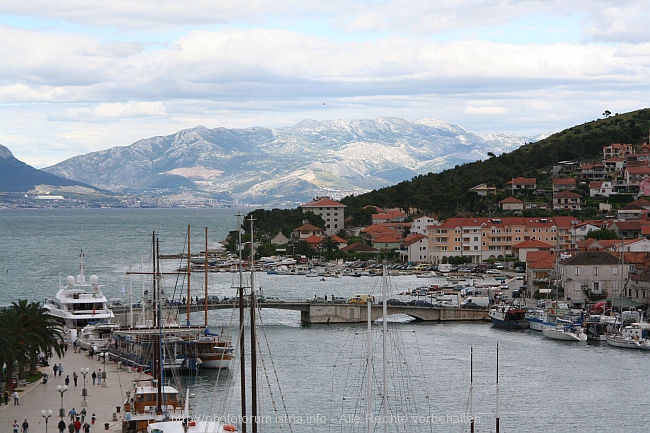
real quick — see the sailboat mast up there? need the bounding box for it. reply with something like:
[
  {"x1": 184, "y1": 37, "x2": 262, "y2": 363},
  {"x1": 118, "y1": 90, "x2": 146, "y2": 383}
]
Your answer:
[
  {"x1": 381, "y1": 263, "x2": 388, "y2": 433},
  {"x1": 186, "y1": 225, "x2": 191, "y2": 326},
  {"x1": 237, "y1": 214, "x2": 247, "y2": 433},
  {"x1": 470, "y1": 346, "x2": 474, "y2": 433},
  {"x1": 366, "y1": 275, "x2": 372, "y2": 433},
  {"x1": 204, "y1": 227, "x2": 208, "y2": 327},
  {"x1": 496, "y1": 343, "x2": 500, "y2": 433},
  {"x1": 153, "y1": 233, "x2": 163, "y2": 415},
  {"x1": 249, "y1": 216, "x2": 258, "y2": 433}
]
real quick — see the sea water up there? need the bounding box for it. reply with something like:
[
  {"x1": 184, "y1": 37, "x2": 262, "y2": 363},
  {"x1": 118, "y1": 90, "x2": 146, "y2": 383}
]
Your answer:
[{"x1": 0, "y1": 208, "x2": 648, "y2": 432}]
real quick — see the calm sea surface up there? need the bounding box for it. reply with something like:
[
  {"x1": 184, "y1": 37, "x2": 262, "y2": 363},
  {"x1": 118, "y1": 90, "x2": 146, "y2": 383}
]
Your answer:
[{"x1": 0, "y1": 208, "x2": 648, "y2": 432}]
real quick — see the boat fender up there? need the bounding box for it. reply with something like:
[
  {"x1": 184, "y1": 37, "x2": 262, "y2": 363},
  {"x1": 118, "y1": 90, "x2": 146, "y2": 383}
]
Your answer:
[
  {"x1": 224, "y1": 425, "x2": 236, "y2": 432},
  {"x1": 188, "y1": 421, "x2": 196, "y2": 426}
]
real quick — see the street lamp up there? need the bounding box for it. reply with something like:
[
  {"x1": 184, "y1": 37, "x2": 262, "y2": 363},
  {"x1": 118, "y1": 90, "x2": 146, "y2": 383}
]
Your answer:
[
  {"x1": 80, "y1": 368, "x2": 89, "y2": 406},
  {"x1": 56, "y1": 385, "x2": 68, "y2": 419},
  {"x1": 41, "y1": 409, "x2": 53, "y2": 433}
]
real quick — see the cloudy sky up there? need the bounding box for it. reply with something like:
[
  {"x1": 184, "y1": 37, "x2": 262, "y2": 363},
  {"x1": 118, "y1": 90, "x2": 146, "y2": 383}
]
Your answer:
[{"x1": 1, "y1": 1, "x2": 649, "y2": 168}]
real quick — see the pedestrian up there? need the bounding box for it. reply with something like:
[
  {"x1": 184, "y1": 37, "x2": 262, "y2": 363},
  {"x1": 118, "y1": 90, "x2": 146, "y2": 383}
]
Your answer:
[
  {"x1": 13, "y1": 420, "x2": 19, "y2": 433},
  {"x1": 101, "y1": 370, "x2": 106, "y2": 384},
  {"x1": 57, "y1": 419, "x2": 66, "y2": 433},
  {"x1": 21, "y1": 419, "x2": 28, "y2": 433},
  {"x1": 3, "y1": 391, "x2": 8, "y2": 405},
  {"x1": 82, "y1": 423, "x2": 90, "y2": 433},
  {"x1": 91, "y1": 371, "x2": 96, "y2": 385},
  {"x1": 67, "y1": 422, "x2": 74, "y2": 433},
  {"x1": 90, "y1": 414, "x2": 96, "y2": 425},
  {"x1": 73, "y1": 372, "x2": 78, "y2": 387},
  {"x1": 58, "y1": 363, "x2": 63, "y2": 376},
  {"x1": 53, "y1": 364, "x2": 58, "y2": 376},
  {"x1": 68, "y1": 408, "x2": 76, "y2": 421},
  {"x1": 80, "y1": 408, "x2": 87, "y2": 424},
  {"x1": 74, "y1": 418, "x2": 81, "y2": 433},
  {"x1": 65, "y1": 375, "x2": 70, "y2": 386},
  {"x1": 12, "y1": 390, "x2": 19, "y2": 405},
  {"x1": 96, "y1": 369, "x2": 101, "y2": 385}
]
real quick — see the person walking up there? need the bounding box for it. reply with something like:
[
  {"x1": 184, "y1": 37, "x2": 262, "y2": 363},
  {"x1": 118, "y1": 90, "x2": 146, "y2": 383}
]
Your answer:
[
  {"x1": 73, "y1": 372, "x2": 78, "y2": 387},
  {"x1": 3, "y1": 391, "x2": 8, "y2": 405},
  {"x1": 73, "y1": 418, "x2": 81, "y2": 433},
  {"x1": 53, "y1": 364, "x2": 58, "y2": 376},
  {"x1": 65, "y1": 375, "x2": 70, "y2": 386},
  {"x1": 58, "y1": 363, "x2": 63, "y2": 376},
  {"x1": 21, "y1": 419, "x2": 28, "y2": 433},
  {"x1": 96, "y1": 369, "x2": 101, "y2": 385},
  {"x1": 13, "y1": 420, "x2": 19, "y2": 433},
  {"x1": 68, "y1": 408, "x2": 76, "y2": 422},
  {"x1": 91, "y1": 371, "x2": 96, "y2": 385},
  {"x1": 12, "y1": 390, "x2": 19, "y2": 405},
  {"x1": 57, "y1": 419, "x2": 66, "y2": 433},
  {"x1": 101, "y1": 370, "x2": 106, "y2": 384},
  {"x1": 80, "y1": 408, "x2": 86, "y2": 424},
  {"x1": 90, "y1": 414, "x2": 96, "y2": 425},
  {"x1": 82, "y1": 423, "x2": 90, "y2": 433}
]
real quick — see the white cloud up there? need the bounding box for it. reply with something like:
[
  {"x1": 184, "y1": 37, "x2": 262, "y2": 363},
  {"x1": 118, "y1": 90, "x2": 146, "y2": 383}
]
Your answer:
[{"x1": 0, "y1": 1, "x2": 648, "y2": 167}]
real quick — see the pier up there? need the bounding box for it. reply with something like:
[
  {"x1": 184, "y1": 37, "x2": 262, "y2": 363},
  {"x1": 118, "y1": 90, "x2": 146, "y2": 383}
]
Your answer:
[{"x1": 110, "y1": 301, "x2": 489, "y2": 325}]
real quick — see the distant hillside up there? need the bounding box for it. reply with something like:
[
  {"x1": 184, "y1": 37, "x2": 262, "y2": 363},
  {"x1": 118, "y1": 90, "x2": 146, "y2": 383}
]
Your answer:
[
  {"x1": 340, "y1": 108, "x2": 650, "y2": 217},
  {"x1": 42, "y1": 118, "x2": 539, "y2": 206},
  {"x1": 0, "y1": 145, "x2": 100, "y2": 193}
]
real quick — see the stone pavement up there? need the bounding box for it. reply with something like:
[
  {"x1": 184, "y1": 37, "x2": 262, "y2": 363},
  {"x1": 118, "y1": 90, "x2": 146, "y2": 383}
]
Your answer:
[{"x1": 0, "y1": 348, "x2": 144, "y2": 433}]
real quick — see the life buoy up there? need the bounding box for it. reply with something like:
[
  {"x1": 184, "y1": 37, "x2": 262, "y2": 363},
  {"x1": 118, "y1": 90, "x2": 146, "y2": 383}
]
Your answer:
[{"x1": 224, "y1": 425, "x2": 236, "y2": 432}]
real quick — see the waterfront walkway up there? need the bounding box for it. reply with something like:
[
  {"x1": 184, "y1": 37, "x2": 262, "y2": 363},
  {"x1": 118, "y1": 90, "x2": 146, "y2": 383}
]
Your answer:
[{"x1": 0, "y1": 348, "x2": 143, "y2": 433}]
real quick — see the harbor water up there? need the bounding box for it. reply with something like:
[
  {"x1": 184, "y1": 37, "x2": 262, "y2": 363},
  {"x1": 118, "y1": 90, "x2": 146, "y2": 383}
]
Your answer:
[{"x1": 0, "y1": 208, "x2": 648, "y2": 432}]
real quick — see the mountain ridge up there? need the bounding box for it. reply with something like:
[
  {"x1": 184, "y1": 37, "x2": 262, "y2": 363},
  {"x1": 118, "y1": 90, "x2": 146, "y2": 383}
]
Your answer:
[{"x1": 40, "y1": 117, "x2": 541, "y2": 206}]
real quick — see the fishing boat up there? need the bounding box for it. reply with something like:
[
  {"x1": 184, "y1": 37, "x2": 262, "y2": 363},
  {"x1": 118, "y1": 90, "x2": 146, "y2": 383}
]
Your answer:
[
  {"x1": 42, "y1": 250, "x2": 115, "y2": 342},
  {"x1": 525, "y1": 307, "x2": 554, "y2": 331},
  {"x1": 489, "y1": 303, "x2": 530, "y2": 329}
]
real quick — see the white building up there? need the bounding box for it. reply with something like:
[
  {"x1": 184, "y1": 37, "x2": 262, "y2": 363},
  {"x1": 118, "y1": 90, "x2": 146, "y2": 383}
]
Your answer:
[{"x1": 299, "y1": 197, "x2": 346, "y2": 236}]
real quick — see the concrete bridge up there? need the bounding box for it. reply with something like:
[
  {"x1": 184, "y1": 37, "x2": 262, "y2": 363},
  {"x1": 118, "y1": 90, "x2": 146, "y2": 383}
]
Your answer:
[{"x1": 111, "y1": 301, "x2": 489, "y2": 324}]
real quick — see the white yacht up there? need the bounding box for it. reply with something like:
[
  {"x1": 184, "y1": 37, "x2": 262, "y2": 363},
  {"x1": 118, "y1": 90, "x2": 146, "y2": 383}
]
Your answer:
[{"x1": 42, "y1": 250, "x2": 115, "y2": 342}]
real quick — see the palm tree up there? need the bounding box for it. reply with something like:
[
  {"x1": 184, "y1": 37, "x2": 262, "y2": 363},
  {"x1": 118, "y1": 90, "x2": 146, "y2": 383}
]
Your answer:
[{"x1": 0, "y1": 300, "x2": 64, "y2": 379}]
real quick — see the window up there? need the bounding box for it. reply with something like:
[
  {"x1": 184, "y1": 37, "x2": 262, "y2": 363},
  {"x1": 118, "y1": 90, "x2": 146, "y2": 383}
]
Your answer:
[
  {"x1": 575, "y1": 267, "x2": 580, "y2": 276},
  {"x1": 593, "y1": 267, "x2": 598, "y2": 276}
]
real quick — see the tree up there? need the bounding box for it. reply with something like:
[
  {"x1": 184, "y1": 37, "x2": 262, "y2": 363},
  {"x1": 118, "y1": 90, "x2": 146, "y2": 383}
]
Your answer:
[
  {"x1": 585, "y1": 228, "x2": 618, "y2": 240},
  {"x1": 603, "y1": 110, "x2": 611, "y2": 118},
  {"x1": 0, "y1": 300, "x2": 64, "y2": 379}
]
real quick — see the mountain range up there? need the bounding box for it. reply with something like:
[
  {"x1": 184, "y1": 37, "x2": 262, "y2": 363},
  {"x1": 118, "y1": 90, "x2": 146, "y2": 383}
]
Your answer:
[{"x1": 3, "y1": 117, "x2": 546, "y2": 206}]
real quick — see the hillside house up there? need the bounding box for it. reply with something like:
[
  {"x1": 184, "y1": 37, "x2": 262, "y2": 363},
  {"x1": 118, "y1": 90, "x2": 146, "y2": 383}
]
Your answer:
[
  {"x1": 553, "y1": 191, "x2": 582, "y2": 211},
  {"x1": 498, "y1": 196, "x2": 524, "y2": 212},
  {"x1": 603, "y1": 143, "x2": 633, "y2": 159},
  {"x1": 512, "y1": 239, "x2": 554, "y2": 262},
  {"x1": 411, "y1": 215, "x2": 439, "y2": 235},
  {"x1": 589, "y1": 181, "x2": 614, "y2": 197},
  {"x1": 507, "y1": 177, "x2": 536, "y2": 196},
  {"x1": 371, "y1": 233, "x2": 403, "y2": 251},
  {"x1": 468, "y1": 183, "x2": 497, "y2": 196},
  {"x1": 579, "y1": 163, "x2": 606, "y2": 181},
  {"x1": 372, "y1": 208, "x2": 407, "y2": 224},
  {"x1": 552, "y1": 177, "x2": 577, "y2": 192},
  {"x1": 293, "y1": 223, "x2": 324, "y2": 240},
  {"x1": 624, "y1": 166, "x2": 650, "y2": 187},
  {"x1": 299, "y1": 196, "x2": 346, "y2": 235}
]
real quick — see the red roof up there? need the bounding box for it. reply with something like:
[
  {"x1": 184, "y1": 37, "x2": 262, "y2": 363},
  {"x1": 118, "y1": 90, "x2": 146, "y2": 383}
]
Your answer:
[
  {"x1": 303, "y1": 234, "x2": 323, "y2": 245},
  {"x1": 372, "y1": 233, "x2": 402, "y2": 243},
  {"x1": 498, "y1": 196, "x2": 523, "y2": 204},
  {"x1": 554, "y1": 190, "x2": 581, "y2": 198},
  {"x1": 526, "y1": 251, "x2": 556, "y2": 269},
  {"x1": 401, "y1": 233, "x2": 427, "y2": 246},
  {"x1": 507, "y1": 177, "x2": 536, "y2": 185},
  {"x1": 300, "y1": 197, "x2": 346, "y2": 207},
  {"x1": 294, "y1": 223, "x2": 323, "y2": 232},
  {"x1": 552, "y1": 178, "x2": 576, "y2": 186}
]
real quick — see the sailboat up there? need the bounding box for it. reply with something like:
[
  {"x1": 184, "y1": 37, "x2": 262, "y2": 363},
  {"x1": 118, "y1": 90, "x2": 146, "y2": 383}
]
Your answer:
[
  {"x1": 542, "y1": 318, "x2": 587, "y2": 342},
  {"x1": 333, "y1": 262, "x2": 434, "y2": 433}
]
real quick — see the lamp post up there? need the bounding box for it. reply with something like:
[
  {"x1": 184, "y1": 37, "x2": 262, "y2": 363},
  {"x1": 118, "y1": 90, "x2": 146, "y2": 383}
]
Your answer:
[
  {"x1": 56, "y1": 384, "x2": 68, "y2": 419},
  {"x1": 41, "y1": 409, "x2": 53, "y2": 433},
  {"x1": 80, "y1": 368, "x2": 89, "y2": 406}
]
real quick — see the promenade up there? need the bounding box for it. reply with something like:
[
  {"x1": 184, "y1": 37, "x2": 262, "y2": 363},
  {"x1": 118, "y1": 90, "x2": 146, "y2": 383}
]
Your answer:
[{"x1": 0, "y1": 349, "x2": 143, "y2": 433}]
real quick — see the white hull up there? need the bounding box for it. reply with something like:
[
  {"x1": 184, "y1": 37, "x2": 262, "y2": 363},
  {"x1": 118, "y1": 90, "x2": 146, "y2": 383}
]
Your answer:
[
  {"x1": 606, "y1": 335, "x2": 650, "y2": 350},
  {"x1": 542, "y1": 326, "x2": 587, "y2": 342}
]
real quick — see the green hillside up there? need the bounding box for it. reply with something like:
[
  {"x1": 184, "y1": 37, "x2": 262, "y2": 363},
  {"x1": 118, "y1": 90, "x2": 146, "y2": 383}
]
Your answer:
[{"x1": 340, "y1": 108, "x2": 650, "y2": 218}]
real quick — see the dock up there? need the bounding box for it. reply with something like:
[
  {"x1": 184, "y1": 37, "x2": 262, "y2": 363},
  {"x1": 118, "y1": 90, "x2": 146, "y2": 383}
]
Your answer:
[{"x1": 0, "y1": 348, "x2": 144, "y2": 433}]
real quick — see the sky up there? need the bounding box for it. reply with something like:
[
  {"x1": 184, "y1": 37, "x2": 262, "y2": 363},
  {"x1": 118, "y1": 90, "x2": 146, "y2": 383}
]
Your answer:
[{"x1": 1, "y1": 1, "x2": 649, "y2": 168}]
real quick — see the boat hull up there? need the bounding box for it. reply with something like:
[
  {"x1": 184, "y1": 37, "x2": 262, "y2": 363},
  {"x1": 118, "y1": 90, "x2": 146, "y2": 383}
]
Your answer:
[{"x1": 543, "y1": 327, "x2": 587, "y2": 342}]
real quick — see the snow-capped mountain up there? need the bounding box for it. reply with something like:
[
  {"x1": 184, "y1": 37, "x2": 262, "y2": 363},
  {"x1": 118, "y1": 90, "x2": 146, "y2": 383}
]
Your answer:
[{"x1": 43, "y1": 117, "x2": 539, "y2": 206}]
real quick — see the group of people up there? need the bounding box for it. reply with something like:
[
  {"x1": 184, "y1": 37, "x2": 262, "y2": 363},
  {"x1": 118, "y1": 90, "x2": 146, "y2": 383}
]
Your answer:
[
  {"x1": 60, "y1": 408, "x2": 95, "y2": 433},
  {"x1": 11, "y1": 419, "x2": 28, "y2": 433}
]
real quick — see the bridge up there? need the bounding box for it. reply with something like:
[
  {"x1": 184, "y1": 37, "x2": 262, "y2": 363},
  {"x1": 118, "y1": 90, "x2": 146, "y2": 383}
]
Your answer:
[{"x1": 111, "y1": 300, "x2": 489, "y2": 324}]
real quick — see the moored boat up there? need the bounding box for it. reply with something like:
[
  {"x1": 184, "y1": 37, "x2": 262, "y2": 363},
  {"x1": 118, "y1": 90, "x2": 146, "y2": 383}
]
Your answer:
[
  {"x1": 42, "y1": 250, "x2": 115, "y2": 342},
  {"x1": 606, "y1": 322, "x2": 650, "y2": 350},
  {"x1": 542, "y1": 321, "x2": 587, "y2": 342},
  {"x1": 489, "y1": 303, "x2": 529, "y2": 329}
]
